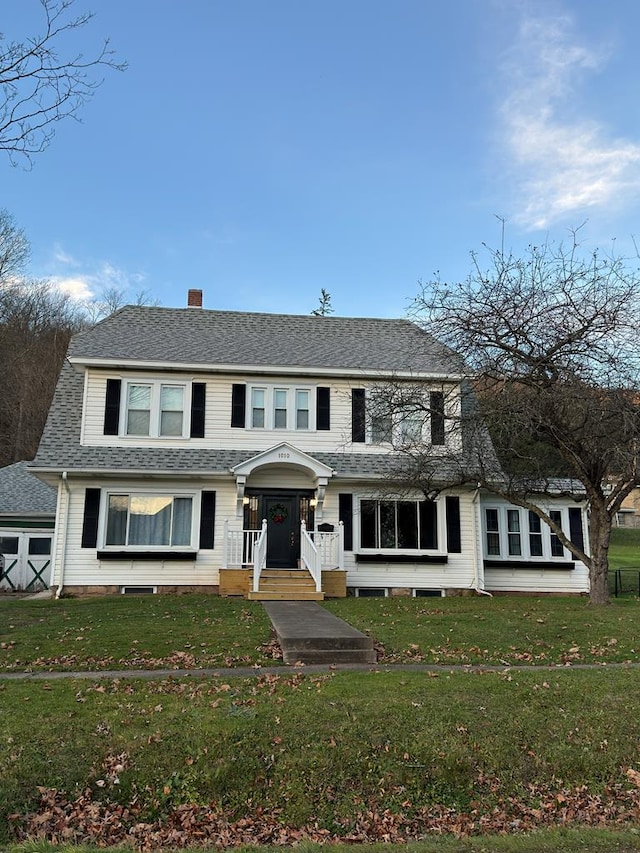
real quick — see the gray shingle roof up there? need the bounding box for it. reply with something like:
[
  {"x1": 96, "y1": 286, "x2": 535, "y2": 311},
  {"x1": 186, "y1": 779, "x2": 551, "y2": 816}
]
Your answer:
[
  {"x1": 0, "y1": 462, "x2": 57, "y2": 515},
  {"x1": 68, "y1": 307, "x2": 464, "y2": 375}
]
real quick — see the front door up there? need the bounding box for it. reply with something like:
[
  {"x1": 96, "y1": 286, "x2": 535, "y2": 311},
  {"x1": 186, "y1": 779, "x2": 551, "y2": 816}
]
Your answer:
[{"x1": 265, "y1": 495, "x2": 298, "y2": 568}]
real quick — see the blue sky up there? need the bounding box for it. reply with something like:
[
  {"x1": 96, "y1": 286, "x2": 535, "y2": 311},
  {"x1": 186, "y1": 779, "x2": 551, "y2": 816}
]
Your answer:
[{"x1": 4, "y1": 0, "x2": 640, "y2": 318}]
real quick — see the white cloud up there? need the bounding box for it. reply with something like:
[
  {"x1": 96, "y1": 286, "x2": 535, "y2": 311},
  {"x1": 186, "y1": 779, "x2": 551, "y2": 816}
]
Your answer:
[
  {"x1": 52, "y1": 276, "x2": 95, "y2": 301},
  {"x1": 498, "y1": 6, "x2": 640, "y2": 230},
  {"x1": 46, "y1": 248, "x2": 147, "y2": 304}
]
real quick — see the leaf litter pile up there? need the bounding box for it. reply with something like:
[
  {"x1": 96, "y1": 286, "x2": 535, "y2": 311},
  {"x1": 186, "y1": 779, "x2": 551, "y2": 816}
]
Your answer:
[
  {"x1": 5, "y1": 669, "x2": 640, "y2": 849},
  {"x1": 14, "y1": 773, "x2": 640, "y2": 849}
]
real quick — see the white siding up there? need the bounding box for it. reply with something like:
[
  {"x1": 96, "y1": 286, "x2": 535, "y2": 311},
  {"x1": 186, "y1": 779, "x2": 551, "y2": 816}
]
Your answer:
[
  {"x1": 480, "y1": 495, "x2": 590, "y2": 595},
  {"x1": 484, "y1": 564, "x2": 590, "y2": 594},
  {"x1": 54, "y1": 477, "x2": 240, "y2": 589},
  {"x1": 341, "y1": 490, "x2": 478, "y2": 592},
  {"x1": 82, "y1": 370, "x2": 460, "y2": 457}
]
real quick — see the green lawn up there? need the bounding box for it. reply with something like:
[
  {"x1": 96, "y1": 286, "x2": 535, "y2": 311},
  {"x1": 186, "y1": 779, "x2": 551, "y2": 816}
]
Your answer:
[
  {"x1": 0, "y1": 594, "x2": 277, "y2": 672},
  {"x1": 1, "y1": 593, "x2": 640, "y2": 849},
  {"x1": 609, "y1": 526, "x2": 640, "y2": 568},
  {"x1": 2, "y1": 668, "x2": 640, "y2": 848},
  {"x1": 609, "y1": 527, "x2": 640, "y2": 595},
  {"x1": 1, "y1": 592, "x2": 639, "y2": 672}
]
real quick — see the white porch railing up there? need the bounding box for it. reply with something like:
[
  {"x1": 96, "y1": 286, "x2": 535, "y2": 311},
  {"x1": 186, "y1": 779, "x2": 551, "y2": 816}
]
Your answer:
[
  {"x1": 222, "y1": 521, "x2": 262, "y2": 569},
  {"x1": 300, "y1": 520, "x2": 322, "y2": 592},
  {"x1": 252, "y1": 520, "x2": 268, "y2": 592},
  {"x1": 312, "y1": 521, "x2": 344, "y2": 571},
  {"x1": 222, "y1": 518, "x2": 344, "y2": 594}
]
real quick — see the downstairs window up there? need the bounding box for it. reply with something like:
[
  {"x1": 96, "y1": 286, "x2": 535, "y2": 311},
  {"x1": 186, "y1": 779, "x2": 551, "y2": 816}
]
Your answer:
[
  {"x1": 105, "y1": 494, "x2": 194, "y2": 548},
  {"x1": 360, "y1": 499, "x2": 438, "y2": 550}
]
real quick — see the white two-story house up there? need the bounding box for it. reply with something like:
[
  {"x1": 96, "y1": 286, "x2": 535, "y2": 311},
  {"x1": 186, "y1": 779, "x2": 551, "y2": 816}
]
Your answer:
[{"x1": 29, "y1": 290, "x2": 590, "y2": 599}]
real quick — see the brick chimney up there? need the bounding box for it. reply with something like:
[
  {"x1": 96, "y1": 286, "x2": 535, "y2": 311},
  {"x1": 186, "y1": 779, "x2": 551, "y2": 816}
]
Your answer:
[{"x1": 187, "y1": 289, "x2": 203, "y2": 308}]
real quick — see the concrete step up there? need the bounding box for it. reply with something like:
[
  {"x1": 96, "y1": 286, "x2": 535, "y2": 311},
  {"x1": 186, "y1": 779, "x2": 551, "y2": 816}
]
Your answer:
[
  {"x1": 262, "y1": 601, "x2": 377, "y2": 665},
  {"x1": 283, "y1": 648, "x2": 378, "y2": 665}
]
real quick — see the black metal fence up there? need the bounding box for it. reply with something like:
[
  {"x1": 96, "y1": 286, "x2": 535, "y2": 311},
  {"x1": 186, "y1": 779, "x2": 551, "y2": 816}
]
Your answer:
[{"x1": 613, "y1": 568, "x2": 640, "y2": 597}]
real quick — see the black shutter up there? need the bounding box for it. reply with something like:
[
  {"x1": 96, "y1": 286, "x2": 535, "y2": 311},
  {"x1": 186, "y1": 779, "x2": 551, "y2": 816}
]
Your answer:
[
  {"x1": 339, "y1": 493, "x2": 353, "y2": 551},
  {"x1": 317, "y1": 387, "x2": 330, "y2": 430},
  {"x1": 199, "y1": 491, "x2": 216, "y2": 549},
  {"x1": 231, "y1": 384, "x2": 246, "y2": 428},
  {"x1": 352, "y1": 389, "x2": 366, "y2": 443},
  {"x1": 430, "y1": 391, "x2": 445, "y2": 445},
  {"x1": 568, "y1": 507, "x2": 584, "y2": 553},
  {"x1": 190, "y1": 382, "x2": 206, "y2": 437},
  {"x1": 446, "y1": 496, "x2": 462, "y2": 553},
  {"x1": 81, "y1": 488, "x2": 101, "y2": 548},
  {"x1": 103, "y1": 379, "x2": 121, "y2": 436}
]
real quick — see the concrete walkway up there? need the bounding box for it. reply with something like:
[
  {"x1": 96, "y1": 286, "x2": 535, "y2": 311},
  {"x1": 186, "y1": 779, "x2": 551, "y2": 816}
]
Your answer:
[{"x1": 262, "y1": 600, "x2": 376, "y2": 664}]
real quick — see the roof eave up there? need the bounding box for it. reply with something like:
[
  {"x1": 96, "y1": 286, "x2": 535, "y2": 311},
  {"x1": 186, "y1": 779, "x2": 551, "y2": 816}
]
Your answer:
[{"x1": 66, "y1": 356, "x2": 465, "y2": 383}]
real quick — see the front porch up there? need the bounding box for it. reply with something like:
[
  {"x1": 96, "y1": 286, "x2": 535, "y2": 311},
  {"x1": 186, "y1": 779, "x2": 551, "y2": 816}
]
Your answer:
[{"x1": 220, "y1": 520, "x2": 347, "y2": 600}]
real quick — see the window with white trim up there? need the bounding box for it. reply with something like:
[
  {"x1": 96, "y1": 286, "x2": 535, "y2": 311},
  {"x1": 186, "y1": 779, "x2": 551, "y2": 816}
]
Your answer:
[
  {"x1": 296, "y1": 390, "x2": 310, "y2": 429},
  {"x1": 247, "y1": 385, "x2": 315, "y2": 430},
  {"x1": 360, "y1": 499, "x2": 438, "y2": 550},
  {"x1": 366, "y1": 389, "x2": 445, "y2": 447},
  {"x1": 104, "y1": 493, "x2": 195, "y2": 548},
  {"x1": 123, "y1": 381, "x2": 188, "y2": 438},
  {"x1": 251, "y1": 388, "x2": 266, "y2": 428},
  {"x1": 549, "y1": 510, "x2": 564, "y2": 557},
  {"x1": 483, "y1": 506, "x2": 574, "y2": 560}
]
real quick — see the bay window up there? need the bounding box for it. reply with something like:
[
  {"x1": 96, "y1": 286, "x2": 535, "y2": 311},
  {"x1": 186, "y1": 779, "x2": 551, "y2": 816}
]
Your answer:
[{"x1": 483, "y1": 506, "x2": 582, "y2": 561}]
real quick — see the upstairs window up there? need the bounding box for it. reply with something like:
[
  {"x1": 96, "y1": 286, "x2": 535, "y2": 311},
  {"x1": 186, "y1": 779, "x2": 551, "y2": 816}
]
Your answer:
[
  {"x1": 274, "y1": 389, "x2": 287, "y2": 428},
  {"x1": 247, "y1": 385, "x2": 315, "y2": 430},
  {"x1": 371, "y1": 412, "x2": 393, "y2": 444},
  {"x1": 296, "y1": 390, "x2": 310, "y2": 429},
  {"x1": 160, "y1": 386, "x2": 185, "y2": 436},
  {"x1": 362, "y1": 388, "x2": 446, "y2": 447},
  {"x1": 252, "y1": 388, "x2": 266, "y2": 428},
  {"x1": 124, "y1": 381, "x2": 187, "y2": 438}
]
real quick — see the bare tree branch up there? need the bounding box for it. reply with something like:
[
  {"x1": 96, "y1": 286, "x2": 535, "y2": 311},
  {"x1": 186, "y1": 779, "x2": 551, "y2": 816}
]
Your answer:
[{"x1": 1, "y1": 0, "x2": 126, "y2": 166}]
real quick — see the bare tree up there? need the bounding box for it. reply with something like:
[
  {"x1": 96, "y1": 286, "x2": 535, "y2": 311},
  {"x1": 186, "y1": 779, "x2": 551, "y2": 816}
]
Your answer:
[
  {"x1": 0, "y1": 279, "x2": 84, "y2": 466},
  {"x1": 0, "y1": 209, "x2": 84, "y2": 465},
  {"x1": 0, "y1": 209, "x2": 30, "y2": 278},
  {"x1": 1, "y1": 0, "x2": 126, "y2": 166},
  {"x1": 400, "y1": 234, "x2": 640, "y2": 605},
  {"x1": 81, "y1": 285, "x2": 160, "y2": 323}
]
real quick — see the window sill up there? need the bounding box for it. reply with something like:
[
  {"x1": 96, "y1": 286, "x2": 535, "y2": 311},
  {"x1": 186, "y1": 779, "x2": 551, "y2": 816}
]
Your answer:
[
  {"x1": 483, "y1": 560, "x2": 576, "y2": 571},
  {"x1": 117, "y1": 435, "x2": 191, "y2": 441},
  {"x1": 356, "y1": 553, "x2": 448, "y2": 564},
  {"x1": 98, "y1": 550, "x2": 197, "y2": 561}
]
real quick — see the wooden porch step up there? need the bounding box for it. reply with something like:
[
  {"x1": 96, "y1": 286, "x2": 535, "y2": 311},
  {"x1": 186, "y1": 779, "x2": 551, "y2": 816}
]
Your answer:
[
  {"x1": 248, "y1": 590, "x2": 324, "y2": 601},
  {"x1": 248, "y1": 568, "x2": 324, "y2": 601}
]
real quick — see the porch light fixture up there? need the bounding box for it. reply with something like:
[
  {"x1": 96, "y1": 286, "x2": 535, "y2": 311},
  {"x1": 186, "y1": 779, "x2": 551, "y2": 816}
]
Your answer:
[
  {"x1": 242, "y1": 496, "x2": 251, "y2": 505},
  {"x1": 310, "y1": 498, "x2": 318, "y2": 508}
]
